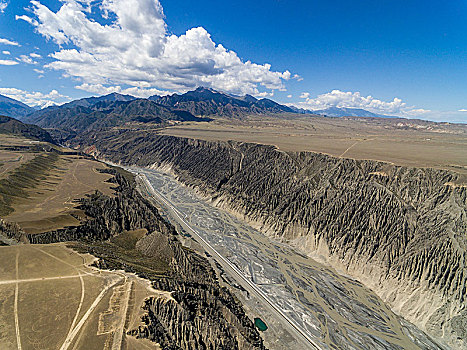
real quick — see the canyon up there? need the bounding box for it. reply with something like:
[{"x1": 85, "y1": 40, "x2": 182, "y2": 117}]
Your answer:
[
  {"x1": 73, "y1": 132, "x2": 466, "y2": 349},
  {"x1": 1, "y1": 90, "x2": 465, "y2": 349},
  {"x1": 1, "y1": 168, "x2": 266, "y2": 349}
]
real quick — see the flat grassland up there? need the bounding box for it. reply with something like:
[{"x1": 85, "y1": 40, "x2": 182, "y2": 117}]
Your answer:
[
  {"x1": 0, "y1": 243, "x2": 162, "y2": 350},
  {"x1": 0, "y1": 134, "x2": 114, "y2": 233},
  {"x1": 160, "y1": 115, "x2": 467, "y2": 178}
]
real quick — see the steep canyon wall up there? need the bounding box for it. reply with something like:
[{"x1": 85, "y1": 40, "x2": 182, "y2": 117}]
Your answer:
[{"x1": 77, "y1": 133, "x2": 467, "y2": 348}]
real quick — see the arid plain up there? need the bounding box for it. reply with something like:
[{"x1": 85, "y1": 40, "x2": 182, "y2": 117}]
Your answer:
[
  {"x1": 160, "y1": 115, "x2": 467, "y2": 179},
  {"x1": 0, "y1": 243, "x2": 164, "y2": 350}
]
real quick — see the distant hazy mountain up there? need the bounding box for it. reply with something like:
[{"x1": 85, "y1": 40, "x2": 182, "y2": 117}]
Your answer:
[
  {"x1": 312, "y1": 107, "x2": 398, "y2": 119},
  {"x1": 23, "y1": 97, "x2": 206, "y2": 138},
  {"x1": 62, "y1": 92, "x2": 136, "y2": 109},
  {"x1": 150, "y1": 87, "x2": 294, "y2": 118},
  {"x1": 0, "y1": 115, "x2": 55, "y2": 143},
  {"x1": 0, "y1": 94, "x2": 35, "y2": 120}
]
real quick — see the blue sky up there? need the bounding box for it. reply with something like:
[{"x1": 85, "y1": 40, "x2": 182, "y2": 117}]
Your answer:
[{"x1": 0, "y1": 0, "x2": 466, "y2": 122}]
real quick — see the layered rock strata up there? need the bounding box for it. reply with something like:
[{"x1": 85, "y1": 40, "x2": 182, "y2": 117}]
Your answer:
[{"x1": 76, "y1": 133, "x2": 466, "y2": 349}]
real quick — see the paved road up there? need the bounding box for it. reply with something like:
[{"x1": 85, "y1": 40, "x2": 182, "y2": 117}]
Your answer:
[{"x1": 136, "y1": 173, "x2": 322, "y2": 350}]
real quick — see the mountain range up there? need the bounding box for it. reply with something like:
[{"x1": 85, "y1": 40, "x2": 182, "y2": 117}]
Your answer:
[
  {"x1": 150, "y1": 87, "x2": 294, "y2": 117},
  {"x1": 22, "y1": 98, "x2": 208, "y2": 140},
  {"x1": 311, "y1": 106, "x2": 398, "y2": 119},
  {"x1": 0, "y1": 88, "x2": 406, "y2": 132},
  {"x1": 0, "y1": 94, "x2": 35, "y2": 119},
  {"x1": 60, "y1": 91, "x2": 136, "y2": 108}
]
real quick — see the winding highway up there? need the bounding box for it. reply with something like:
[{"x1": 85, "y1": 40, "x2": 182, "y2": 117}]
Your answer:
[{"x1": 136, "y1": 172, "x2": 322, "y2": 350}]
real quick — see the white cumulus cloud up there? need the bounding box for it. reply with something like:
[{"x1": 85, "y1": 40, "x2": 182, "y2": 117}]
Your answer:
[
  {"x1": 18, "y1": 0, "x2": 293, "y2": 96},
  {"x1": 0, "y1": 59, "x2": 18, "y2": 65},
  {"x1": 75, "y1": 83, "x2": 170, "y2": 98},
  {"x1": 2, "y1": 50, "x2": 10, "y2": 55},
  {"x1": 295, "y1": 89, "x2": 430, "y2": 116},
  {"x1": 299, "y1": 92, "x2": 310, "y2": 99},
  {"x1": 0, "y1": 37, "x2": 19, "y2": 46},
  {"x1": 17, "y1": 55, "x2": 38, "y2": 65},
  {"x1": 0, "y1": 87, "x2": 70, "y2": 108}
]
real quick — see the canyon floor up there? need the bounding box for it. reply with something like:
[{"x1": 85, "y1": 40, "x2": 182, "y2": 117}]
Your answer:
[{"x1": 131, "y1": 166, "x2": 445, "y2": 350}]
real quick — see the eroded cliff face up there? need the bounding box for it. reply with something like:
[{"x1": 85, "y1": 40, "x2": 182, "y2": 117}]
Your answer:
[
  {"x1": 1, "y1": 169, "x2": 266, "y2": 350},
  {"x1": 134, "y1": 234, "x2": 265, "y2": 350},
  {"x1": 76, "y1": 133, "x2": 467, "y2": 349}
]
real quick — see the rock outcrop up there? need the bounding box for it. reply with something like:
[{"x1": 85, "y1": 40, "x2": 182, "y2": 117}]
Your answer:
[
  {"x1": 76, "y1": 132, "x2": 467, "y2": 349},
  {"x1": 4, "y1": 168, "x2": 266, "y2": 350},
  {"x1": 134, "y1": 233, "x2": 265, "y2": 350},
  {"x1": 24, "y1": 170, "x2": 174, "y2": 244}
]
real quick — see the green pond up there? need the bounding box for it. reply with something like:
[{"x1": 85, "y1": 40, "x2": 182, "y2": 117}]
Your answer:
[{"x1": 254, "y1": 317, "x2": 268, "y2": 331}]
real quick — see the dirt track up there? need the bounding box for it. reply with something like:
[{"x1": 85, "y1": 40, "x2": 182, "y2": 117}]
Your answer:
[{"x1": 0, "y1": 244, "x2": 157, "y2": 350}]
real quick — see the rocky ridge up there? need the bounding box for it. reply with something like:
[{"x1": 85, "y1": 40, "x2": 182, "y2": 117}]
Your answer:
[
  {"x1": 0, "y1": 94, "x2": 35, "y2": 120},
  {"x1": 1, "y1": 168, "x2": 265, "y2": 350},
  {"x1": 76, "y1": 133, "x2": 467, "y2": 349},
  {"x1": 150, "y1": 87, "x2": 294, "y2": 119},
  {"x1": 0, "y1": 115, "x2": 55, "y2": 143}
]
